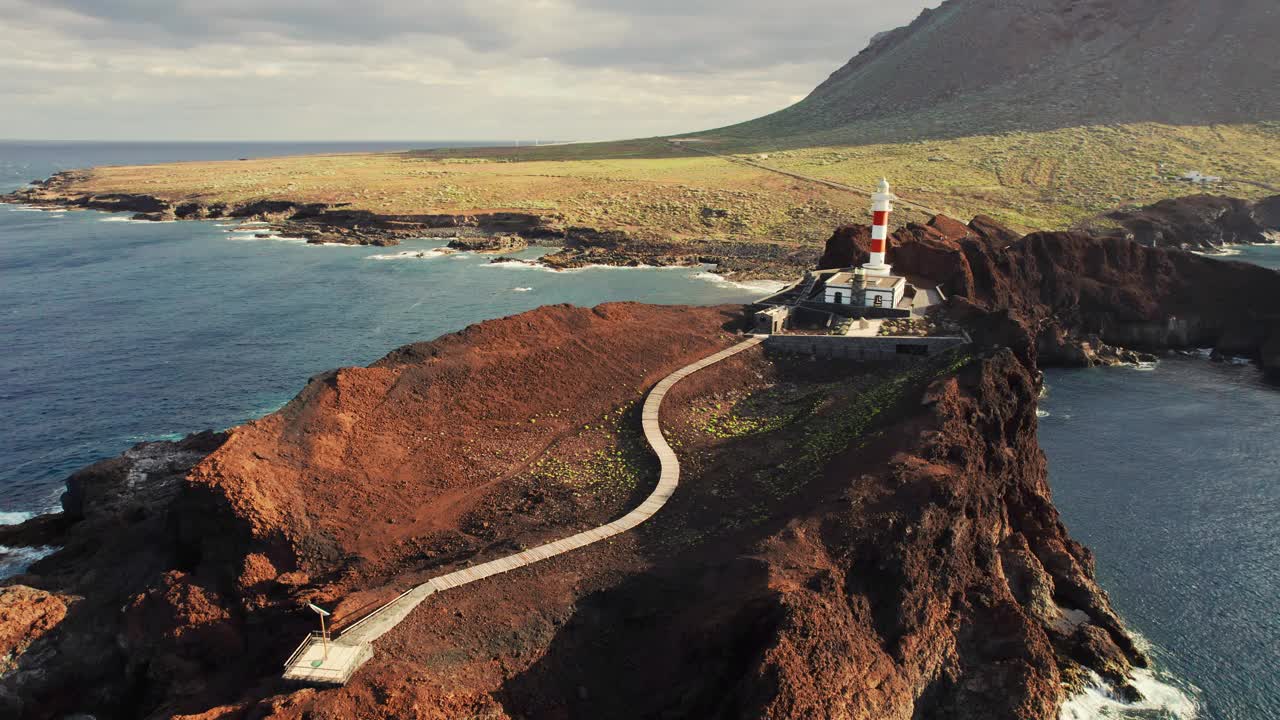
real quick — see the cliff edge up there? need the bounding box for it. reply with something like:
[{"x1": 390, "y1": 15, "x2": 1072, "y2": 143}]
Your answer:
[{"x1": 0, "y1": 298, "x2": 1154, "y2": 718}]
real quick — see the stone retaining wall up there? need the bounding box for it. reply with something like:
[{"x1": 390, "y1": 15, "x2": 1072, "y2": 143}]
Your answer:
[{"x1": 764, "y1": 334, "x2": 969, "y2": 361}]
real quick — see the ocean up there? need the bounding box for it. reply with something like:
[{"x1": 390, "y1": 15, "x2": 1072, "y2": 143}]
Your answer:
[
  {"x1": 1047, "y1": 236, "x2": 1280, "y2": 720},
  {"x1": 0, "y1": 142, "x2": 781, "y2": 516},
  {"x1": 1, "y1": 142, "x2": 1278, "y2": 719}
]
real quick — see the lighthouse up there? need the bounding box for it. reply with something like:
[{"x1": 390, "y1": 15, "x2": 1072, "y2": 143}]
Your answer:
[{"x1": 863, "y1": 178, "x2": 896, "y2": 277}]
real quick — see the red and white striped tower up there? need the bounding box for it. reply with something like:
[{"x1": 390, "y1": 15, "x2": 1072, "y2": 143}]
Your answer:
[{"x1": 863, "y1": 178, "x2": 896, "y2": 276}]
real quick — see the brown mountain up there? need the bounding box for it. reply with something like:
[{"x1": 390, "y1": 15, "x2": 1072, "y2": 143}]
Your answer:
[{"x1": 710, "y1": 0, "x2": 1280, "y2": 144}]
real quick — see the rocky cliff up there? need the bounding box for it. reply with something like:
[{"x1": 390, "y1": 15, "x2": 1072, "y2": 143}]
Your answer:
[
  {"x1": 819, "y1": 209, "x2": 1280, "y2": 373},
  {"x1": 1081, "y1": 194, "x2": 1280, "y2": 250},
  {"x1": 0, "y1": 301, "x2": 1146, "y2": 719}
]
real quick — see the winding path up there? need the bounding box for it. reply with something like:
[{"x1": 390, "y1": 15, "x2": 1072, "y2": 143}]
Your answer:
[{"x1": 283, "y1": 335, "x2": 764, "y2": 684}]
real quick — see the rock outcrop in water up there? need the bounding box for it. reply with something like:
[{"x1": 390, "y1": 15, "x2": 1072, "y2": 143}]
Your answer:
[
  {"x1": 0, "y1": 301, "x2": 1148, "y2": 719},
  {"x1": 1080, "y1": 194, "x2": 1280, "y2": 250}
]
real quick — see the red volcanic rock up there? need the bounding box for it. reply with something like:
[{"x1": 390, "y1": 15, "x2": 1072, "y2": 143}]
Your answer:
[
  {"x1": 0, "y1": 587, "x2": 68, "y2": 672},
  {"x1": 951, "y1": 231, "x2": 1280, "y2": 368},
  {"x1": 0, "y1": 304, "x2": 749, "y2": 719},
  {"x1": 814, "y1": 210, "x2": 1280, "y2": 371},
  {"x1": 927, "y1": 213, "x2": 975, "y2": 241},
  {"x1": 181, "y1": 304, "x2": 745, "y2": 592},
  {"x1": 701, "y1": 350, "x2": 1139, "y2": 719},
  {"x1": 817, "y1": 224, "x2": 872, "y2": 269},
  {"x1": 816, "y1": 216, "x2": 994, "y2": 292},
  {"x1": 968, "y1": 214, "x2": 1022, "y2": 248},
  {"x1": 124, "y1": 572, "x2": 243, "y2": 662}
]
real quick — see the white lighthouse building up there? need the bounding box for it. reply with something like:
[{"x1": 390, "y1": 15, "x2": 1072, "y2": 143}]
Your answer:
[
  {"x1": 864, "y1": 178, "x2": 895, "y2": 276},
  {"x1": 821, "y1": 178, "x2": 906, "y2": 310}
]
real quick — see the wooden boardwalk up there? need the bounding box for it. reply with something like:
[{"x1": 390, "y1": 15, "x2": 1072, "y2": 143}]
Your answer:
[{"x1": 284, "y1": 335, "x2": 764, "y2": 681}]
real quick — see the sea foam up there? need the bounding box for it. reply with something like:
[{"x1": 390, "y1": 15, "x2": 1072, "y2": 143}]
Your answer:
[
  {"x1": 0, "y1": 511, "x2": 56, "y2": 580},
  {"x1": 365, "y1": 249, "x2": 453, "y2": 261},
  {"x1": 1191, "y1": 247, "x2": 1241, "y2": 257},
  {"x1": 0, "y1": 545, "x2": 56, "y2": 580},
  {"x1": 0, "y1": 510, "x2": 34, "y2": 525},
  {"x1": 228, "y1": 232, "x2": 305, "y2": 244},
  {"x1": 1060, "y1": 669, "x2": 1199, "y2": 720},
  {"x1": 691, "y1": 270, "x2": 787, "y2": 294}
]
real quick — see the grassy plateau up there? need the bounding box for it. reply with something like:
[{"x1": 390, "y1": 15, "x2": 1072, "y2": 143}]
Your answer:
[{"x1": 34, "y1": 122, "x2": 1280, "y2": 242}]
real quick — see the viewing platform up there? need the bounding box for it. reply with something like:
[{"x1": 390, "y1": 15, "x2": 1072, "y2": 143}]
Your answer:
[{"x1": 282, "y1": 632, "x2": 373, "y2": 687}]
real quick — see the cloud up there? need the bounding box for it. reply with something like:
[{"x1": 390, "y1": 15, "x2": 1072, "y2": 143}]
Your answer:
[{"x1": 0, "y1": 0, "x2": 936, "y2": 140}]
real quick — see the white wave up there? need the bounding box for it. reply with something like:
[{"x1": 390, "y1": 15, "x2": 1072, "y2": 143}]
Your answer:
[
  {"x1": 1191, "y1": 247, "x2": 1241, "y2": 257},
  {"x1": 0, "y1": 510, "x2": 34, "y2": 525},
  {"x1": 365, "y1": 249, "x2": 454, "y2": 261},
  {"x1": 10, "y1": 205, "x2": 61, "y2": 213},
  {"x1": 1060, "y1": 669, "x2": 1199, "y2": 720},
  {"x1": 99, "y1": 213, "x2": 177, "y2": 222},
  {"x1": 1130, "y1": 361, "x2": 1159, "y2": 372},
  {"x1": 513, "y1": 287, "x2": 533, "y2": 292},
  {"x1": 0, "y1": 545, "x2": 57, "y2": 580},
  {"x1": 1037, "y1": 409, "x2": 1051, "y2": 418},
  {"x1": 228, "y1": 232, "x2": 306, "y2": 244},
  {"x1": 691, "y1": 271, "x2": 788, "y2": 294},
  {"x1": 482, "y1": 259, "x2": 562, "y2": 272},
  {"x1": 482, "y1": 260, "x2": 695, "y2": 273}
]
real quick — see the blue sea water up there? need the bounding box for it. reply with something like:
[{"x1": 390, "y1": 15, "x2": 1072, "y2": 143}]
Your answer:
[
  {"x1": 1, "y1": 142, "x2": 1279, "y2": 718},
  {"x1": 0, "y1": 142, "x2": 778, "y2": 514},
  {"x1": 1209, "y1": 243, "x2": 1280, "y2": 271},
  {"x1": 1042, "y1": 359, "x2": 1280, "y2": 720},
  {"x1": 1042, "y1": 238, "x2": 1280, "y2": 720}
]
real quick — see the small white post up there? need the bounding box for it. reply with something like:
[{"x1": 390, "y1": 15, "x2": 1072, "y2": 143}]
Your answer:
[{"x1": 308, "y1": 603, "x2": 332, "y2": 663}]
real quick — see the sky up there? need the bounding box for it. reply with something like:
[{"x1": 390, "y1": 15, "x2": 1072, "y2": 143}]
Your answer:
[{"x1": 0, "y1": 0, "x2": 935, "y2": 142}]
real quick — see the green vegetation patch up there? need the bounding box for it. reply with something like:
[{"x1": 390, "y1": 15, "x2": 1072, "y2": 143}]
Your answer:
[
  {"x1": 687, "y1": 383, "x2": 825, "y2": 439},
  {"x1": 526, "y1": 402, "x2": 655, "y2": 505}
]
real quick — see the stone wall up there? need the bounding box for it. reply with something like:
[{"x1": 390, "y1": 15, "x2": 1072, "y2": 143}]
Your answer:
[{"x1": 764, "y1": 334, "x2": 969, "y2": 361}]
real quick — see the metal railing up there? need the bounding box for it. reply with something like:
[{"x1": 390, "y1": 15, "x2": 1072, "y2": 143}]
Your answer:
[{"x1": 282, "y1": 631, "x2": 327, "y2": 669}]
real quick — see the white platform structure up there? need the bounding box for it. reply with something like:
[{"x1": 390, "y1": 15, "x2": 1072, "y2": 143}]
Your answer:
[
  {"x1": 282, "y1": 336, "x2": 766, "y2": 686},
  {"x1": 281, "y1": 632, "x2": 373, "y2": 686}
]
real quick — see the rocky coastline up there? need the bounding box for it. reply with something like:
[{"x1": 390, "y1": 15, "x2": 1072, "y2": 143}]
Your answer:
[
  {"x1": 0, "y1": 301, "x2": 1155, "y2": 719},
  {"x1": 3, "y1": 178, "x2": 1280, "y2": 716},
  {"x1": 2, "y1": 172, "x2": 816, "y2": 281},
  {"x1": 3, "y1": 210, "x2": 1279, "y2": 714},
  {"x1": 9, "y1": 170, "x2": 1276, "y2": 283},
  {"x1": 1078, "y1": 193, "x2": 1280, "y2": 252},
  {"x1": 817, "y1": 210, "x2": 1280, "y2": 376}
]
